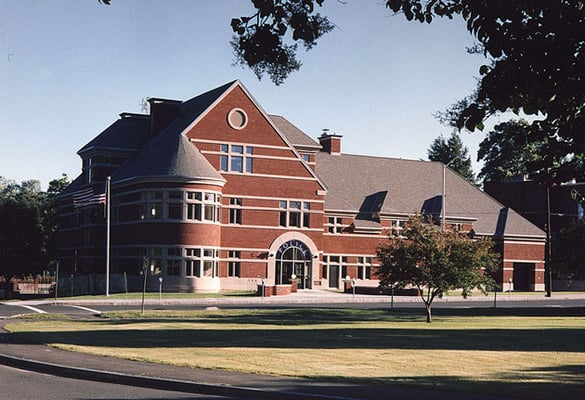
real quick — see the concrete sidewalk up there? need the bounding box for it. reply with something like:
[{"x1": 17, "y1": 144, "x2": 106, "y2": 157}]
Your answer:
[{"x1": 9, "y1": 288, "x2": 585, "y2": 308}]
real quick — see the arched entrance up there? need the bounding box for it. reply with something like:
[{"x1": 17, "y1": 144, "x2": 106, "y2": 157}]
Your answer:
[{"x1": 275, "y1": 239, "x2": 313, "y2": 289}]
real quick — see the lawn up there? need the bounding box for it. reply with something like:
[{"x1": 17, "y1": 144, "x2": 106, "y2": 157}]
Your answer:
[{"x1": 5, "y1": 308, "x2": 585, "y2": 399}]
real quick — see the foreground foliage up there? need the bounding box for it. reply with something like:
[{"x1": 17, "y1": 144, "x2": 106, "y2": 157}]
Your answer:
[
  {"x1": 377, "y1": 214, "x2": 499, "y2": 322},
  {"x1": 229, "y1": 0, "x2": 585, "y2": 182}
]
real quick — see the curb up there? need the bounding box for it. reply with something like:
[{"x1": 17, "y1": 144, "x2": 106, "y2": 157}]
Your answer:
[{"x1": 0, "y1": 353, "x2": 357, "y2": 400}]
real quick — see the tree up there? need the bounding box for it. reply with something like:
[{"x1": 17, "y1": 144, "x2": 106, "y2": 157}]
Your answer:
[
  {"x1": 230, "y1": 0, "x2": 335, "y2": 85},
  {"x1": 556, "y1": 223, "x2": 585, "y2": 281},
  {"x1": 44, "y1": 174, "x2": 71, "y2": 269},
  {"x1": 0, "y1": 175, "x2": 69, "y2": 297},
  {"x1": 47, "y1": 174, "x2": 70, "y2": 198},
  {"x1": 227, "y1": 0, "x2": 585, "y2": 183},
  {"x1": 376, "y1": 213, "x2": 498, "y2": 323},
  {"x1": 0, "y1": 179, "x2": 46, "y2": 283},
  {"x1": 427, "y1": 132, "x2": 476, "y2": 184},
  {"x1": 390, "y1": 1, "x2": 585, "y2": 184},
  {"x1": 476, "y1": 119, "x2": 546, "y2": 183}
]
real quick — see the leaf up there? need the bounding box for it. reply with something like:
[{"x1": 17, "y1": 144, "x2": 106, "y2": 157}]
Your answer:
[
  {"x1": 387, "y1": 0, "x2": 403, "y2": 13},
  {"x1": 230, "y1": 18, "x2": 242, "y2": 31}
]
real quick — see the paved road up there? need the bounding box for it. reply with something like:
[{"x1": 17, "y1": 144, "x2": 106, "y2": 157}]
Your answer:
[{"x1": 0, "y1": 364, "x2": 245, "y2": 399}]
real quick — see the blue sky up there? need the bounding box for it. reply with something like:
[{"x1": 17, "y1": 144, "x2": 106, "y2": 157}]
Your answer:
[{"x1": 1, "y1": 0, "x2": 489, "y2": 188}]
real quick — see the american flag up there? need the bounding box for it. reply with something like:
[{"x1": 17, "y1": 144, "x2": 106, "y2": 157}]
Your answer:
[{"x1": 72, "y1": 187, "x2": 106, "y2": 208}]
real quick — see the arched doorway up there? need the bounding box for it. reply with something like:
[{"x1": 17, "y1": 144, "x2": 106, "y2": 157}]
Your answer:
[{"x1": 275, "y1": 240, "x2": 312, "y2": 289}]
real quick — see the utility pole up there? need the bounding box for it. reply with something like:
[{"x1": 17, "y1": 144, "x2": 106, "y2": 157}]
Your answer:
[{"x1": 545, "y1": 186, "x2": 552, "y2": 297}]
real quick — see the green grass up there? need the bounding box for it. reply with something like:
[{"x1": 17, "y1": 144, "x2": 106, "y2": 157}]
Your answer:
[{"x1": 5, "y1": 308, "x2": 585, "y2": 399}]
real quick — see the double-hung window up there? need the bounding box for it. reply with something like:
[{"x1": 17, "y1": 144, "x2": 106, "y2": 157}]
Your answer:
[
  {"x1": 228, "y1": 250, "x2": 241, "y2": 277},
  {"x1": 220, "y1": 144, "x2": 253, "y2": 173},
  {"x1": 391, "y1": 220, "x2": 406, "y2": 236},
  {"x1": 279, "y1": 200, "x2": 310, "y2": 228},
  {"x1": 186, "y1": 191, "x2": 221, "y2": 222},
  {"x1": 166, "y1": 248, "x2": 181, "y2": 276},
  {"x1": 185, "y1": 248, "x2": 201, "y2": 277},
  {"x1": 327, "y1": 216, "x2": 344, "y2": 234},
  {"x1": 185, "y1": 248, "x2": 218, "y2": 277},
  {"x1": 357, "y1": 256, "x2": 373, "y2": 280},
  {"x1": 229, "y1": 197, "x2": 242, "y2": 224}
]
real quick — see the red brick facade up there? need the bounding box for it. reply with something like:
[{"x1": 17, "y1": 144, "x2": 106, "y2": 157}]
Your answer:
[{"x1": 57, "y1": 81, "x2": 545, "y2": 293}]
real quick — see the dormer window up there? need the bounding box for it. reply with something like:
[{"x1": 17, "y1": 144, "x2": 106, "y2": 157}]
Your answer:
[
  {"x1": 83, "y1": 157, "x2": 93, "y2": 184},
  {"x1": 83, "y1": 154, "x2": 127, "y2": 184}
]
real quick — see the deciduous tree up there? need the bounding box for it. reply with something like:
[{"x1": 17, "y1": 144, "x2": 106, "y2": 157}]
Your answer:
[
  {"x1": 227, "y1": 0, "x2": 585, "y2": 182},
  {"x1": 556, "y1": 222, "x2": 585, "y2": 281},
  {"x1": 476, "y1": 119, "x2": 546, "y2": 183},
  {"x1": 0, "y1": 175, "x2": 69, "y2": 297},
  {"x1": 376, "y1": 213, "x2": 498, "y2": 322},
  {"x1": 230, "y1": 0, "x2": 334, "y2": 85}
]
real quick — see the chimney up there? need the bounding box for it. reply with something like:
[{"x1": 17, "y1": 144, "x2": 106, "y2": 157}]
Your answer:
[
  {"x1": 319, "y1": 129, "x2": 342, "y2": 155},
  {"x1": 148, "y1": 98, "x2": 182, "y2": 138}
]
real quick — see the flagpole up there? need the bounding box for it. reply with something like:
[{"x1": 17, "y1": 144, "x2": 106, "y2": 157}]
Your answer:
[{"x1": 105, "y1": 176, "x2": 111, "y2": 297}]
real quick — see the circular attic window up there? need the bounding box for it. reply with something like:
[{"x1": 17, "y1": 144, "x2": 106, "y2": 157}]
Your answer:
[{"x1": 227, "y1": 108, "x2": 248, "y2": 130}]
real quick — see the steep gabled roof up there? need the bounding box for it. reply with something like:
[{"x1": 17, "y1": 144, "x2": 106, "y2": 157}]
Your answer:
[
  {"x1": 315, "y1": 152, "x2": 545, "y2": 239},
  {"x1": 269, "y1": 115, "x2": 321, "y2": 150},
  {"x1": 181, "y1": 80, "x2": 237, "y2": 117}
]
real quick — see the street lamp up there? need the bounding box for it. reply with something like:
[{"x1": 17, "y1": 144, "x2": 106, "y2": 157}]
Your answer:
[
  {"x1": 141, "y1": 256, "x2": 149, "y2": 316},
  {"x1": 441, "y1": 156, "x2": 465, "y2": 231},
  {"x1": 158, "y1": 276, "x2": 163, "y2": 302}
]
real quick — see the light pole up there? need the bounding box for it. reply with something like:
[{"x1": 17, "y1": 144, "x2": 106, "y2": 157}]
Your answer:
[
  {"x1": 441, "y1": 156, "x2": 464, "y2": 231},
  {"x1": 141, "y1": 256, "x2": 149, "y2": 316},
  {"x1": 158, "y1": 276, "x2": 163, "y2": 302}
]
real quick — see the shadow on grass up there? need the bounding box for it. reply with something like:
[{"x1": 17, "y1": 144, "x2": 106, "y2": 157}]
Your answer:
[
  {"x1": 313, "y1": 366, "x2": 585, "y2": 400},
  {"x1": 99, "y1": 306, "x2": 585, "y2": 327},
  {"x1": 100, "y1": 308, "x2": 427, "y2": 326},
  {"x1": 7, "y1": 324, "x2": 585, "y2": 353}
]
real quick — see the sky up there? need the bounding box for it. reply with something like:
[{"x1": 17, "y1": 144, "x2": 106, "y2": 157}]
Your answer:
[{"x1": 1, "y1": 0, "x2": 491, "y2": 189}]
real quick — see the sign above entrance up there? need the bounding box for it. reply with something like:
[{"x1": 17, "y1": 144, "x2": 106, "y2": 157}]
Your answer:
[{"x1": 276, "y1": 239, "x2": 311, "y2": 259}]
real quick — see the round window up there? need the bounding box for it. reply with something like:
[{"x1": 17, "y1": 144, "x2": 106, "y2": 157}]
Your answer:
[{"x1": 227, "y1": 108, "x2": 248, "y2": 130}]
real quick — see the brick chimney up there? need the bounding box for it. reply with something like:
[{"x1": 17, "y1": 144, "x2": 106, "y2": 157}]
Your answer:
[
  {"x1": 148, "y1": 98, "x2": 182, "y2": 138},
  {"x1": 319, "y1": 130, "x2": 342, "y2": 155}
]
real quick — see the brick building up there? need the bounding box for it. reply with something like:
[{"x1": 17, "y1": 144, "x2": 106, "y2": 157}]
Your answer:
[
  {"x1": 485, "y1": 178, "x2": 585, "y2": 290},
  {"x1": 57, "y1": 81, "x2": 546, "y2": 293}
]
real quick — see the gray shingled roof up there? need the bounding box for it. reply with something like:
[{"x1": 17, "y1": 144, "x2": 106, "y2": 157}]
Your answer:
[
  {"x1": 78, "y1": 114, "x2": 150, "y2": 154},
  {"x1": 112, "y1": 129, "x2": 225, "y2": 184},
  {"x1": 315, "y1": 152, "x2": 545, "y2": 239},
  {"x1": 269, "y1": 115, "x2": 321, "y2": 149},
  {"x1": 110, "y1": 82, "x2": 239, "y2": 185}
]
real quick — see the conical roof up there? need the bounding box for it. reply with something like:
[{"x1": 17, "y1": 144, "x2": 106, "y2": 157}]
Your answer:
[{"x1": 112, "y1": 128, "x2": 225, "y2": 185}]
